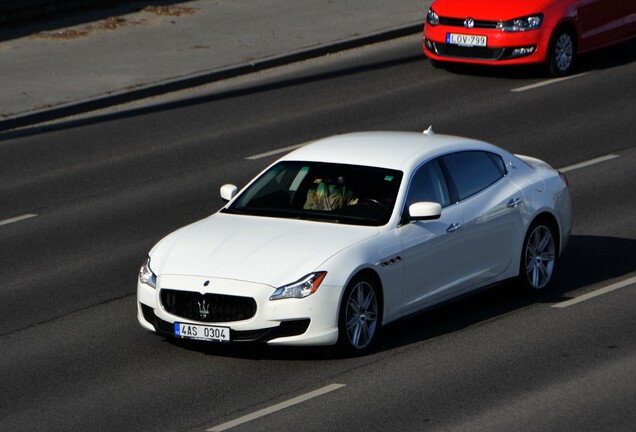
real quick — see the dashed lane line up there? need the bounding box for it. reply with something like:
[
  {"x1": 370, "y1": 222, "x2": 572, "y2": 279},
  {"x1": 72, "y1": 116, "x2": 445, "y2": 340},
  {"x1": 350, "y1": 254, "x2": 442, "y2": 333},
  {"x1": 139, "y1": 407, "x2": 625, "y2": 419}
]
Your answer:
[
  {"x1": 245, "y1": 144, "x2": 306, "y2": 160},
  {"x1": 558, "y1": 154, "x2": 620, "y2": 173},
  {"x1": 207, "y1": 383, "x2": 346, "y2": 432},
  {"x1": 511, "y1": 72, "x2": 590, "y2": 93},
  {"x1": 552, "y1": 276, "x2": 636, "y2": 308},
  {"x1": 0, "y1": 214, "x2": 38, "y2": 226}
]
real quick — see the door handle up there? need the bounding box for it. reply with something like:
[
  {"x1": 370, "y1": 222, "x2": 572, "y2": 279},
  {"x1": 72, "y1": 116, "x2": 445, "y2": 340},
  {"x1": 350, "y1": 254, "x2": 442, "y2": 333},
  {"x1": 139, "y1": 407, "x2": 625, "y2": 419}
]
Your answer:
[
  {"x1": 507, "y1": 197, "x2": 522, "y2": 208},
  {"x1": 446, "y1": 223, "x2": 461, "y2": 233}
]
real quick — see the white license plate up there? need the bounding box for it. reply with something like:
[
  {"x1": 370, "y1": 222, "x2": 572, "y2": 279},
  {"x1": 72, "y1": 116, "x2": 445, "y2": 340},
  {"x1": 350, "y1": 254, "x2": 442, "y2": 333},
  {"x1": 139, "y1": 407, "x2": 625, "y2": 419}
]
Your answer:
[
  {"x1": 174, "y1": 322, "x2": 230, "y2": 342},
  {"x1": 446, "y1": 33, "x2": 487, "y2": 47}
]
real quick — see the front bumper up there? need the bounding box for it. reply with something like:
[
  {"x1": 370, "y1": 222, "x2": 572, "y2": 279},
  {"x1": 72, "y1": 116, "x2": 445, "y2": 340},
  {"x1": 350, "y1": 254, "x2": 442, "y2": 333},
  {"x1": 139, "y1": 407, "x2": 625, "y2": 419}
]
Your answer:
[
  {"x1": 423, "y1": 25, "x2": 550, "y2": 66},
  {"x1": 137, "y1": 274, "x2": 341, "y2": 346}
]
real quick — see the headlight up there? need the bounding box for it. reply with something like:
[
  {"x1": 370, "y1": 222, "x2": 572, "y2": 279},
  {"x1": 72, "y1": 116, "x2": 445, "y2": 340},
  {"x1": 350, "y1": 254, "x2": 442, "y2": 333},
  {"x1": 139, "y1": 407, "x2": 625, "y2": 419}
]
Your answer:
[
  {"x1": 269, "y1": 272, "x2": 327, "y2": 300},
  {"x1": 497, "y1": 14, "x2": 543, "y2": 32},
  {"x1": 139, "y1": 256, "x2": 157, "y2": 288},
  {"x1": 426, "y1": 8, "x2": 440, "y2": 26}
]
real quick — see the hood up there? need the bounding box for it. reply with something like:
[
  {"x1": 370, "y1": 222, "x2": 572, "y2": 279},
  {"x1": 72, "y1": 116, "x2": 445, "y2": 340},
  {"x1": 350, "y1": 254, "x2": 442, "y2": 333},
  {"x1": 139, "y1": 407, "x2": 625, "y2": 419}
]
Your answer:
[
  {"x1": 150, "y1": 212, "x2": 379, "y2": 287},
  {"x1": 432, "y1": 0, "x2": 551, "y2": 20}
]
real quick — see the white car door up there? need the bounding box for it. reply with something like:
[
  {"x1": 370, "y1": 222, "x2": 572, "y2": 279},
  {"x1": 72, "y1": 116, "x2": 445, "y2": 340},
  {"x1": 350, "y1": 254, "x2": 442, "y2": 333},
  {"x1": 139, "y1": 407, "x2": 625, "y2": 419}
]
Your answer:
[
  {"x1": 399, "y1": 205, "x2": 466, "y2": 314},
  {"x1": 398, "y1": 159, "x2": 470, "y2": 315},
  {"x1": 440, "y1": 151, "x2": 525, "y2": 292}
]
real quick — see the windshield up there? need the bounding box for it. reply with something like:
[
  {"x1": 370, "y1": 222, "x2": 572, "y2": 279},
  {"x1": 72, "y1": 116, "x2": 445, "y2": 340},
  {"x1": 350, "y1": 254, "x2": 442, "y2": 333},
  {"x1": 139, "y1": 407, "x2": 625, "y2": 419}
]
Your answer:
[{"x1": 224, "y1": 161, "x2": 403, "y2": 226}]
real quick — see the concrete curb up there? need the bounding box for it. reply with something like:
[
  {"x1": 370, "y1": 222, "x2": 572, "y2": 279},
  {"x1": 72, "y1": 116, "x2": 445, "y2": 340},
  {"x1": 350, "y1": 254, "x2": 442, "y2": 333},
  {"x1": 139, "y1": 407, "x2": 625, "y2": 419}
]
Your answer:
[{"x1": 0, "y1": 22, "x2": 423, "y2": 133}]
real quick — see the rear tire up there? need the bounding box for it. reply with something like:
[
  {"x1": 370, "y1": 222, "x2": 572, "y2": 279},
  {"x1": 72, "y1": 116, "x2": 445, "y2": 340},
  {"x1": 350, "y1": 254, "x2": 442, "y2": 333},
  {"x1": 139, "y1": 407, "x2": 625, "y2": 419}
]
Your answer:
[
  {"x1": 519, "y1": 219, "x2": 558, "y2": 293},
  {"x1": 337, "y1": 275, "x2": 381, "y2": 356}
]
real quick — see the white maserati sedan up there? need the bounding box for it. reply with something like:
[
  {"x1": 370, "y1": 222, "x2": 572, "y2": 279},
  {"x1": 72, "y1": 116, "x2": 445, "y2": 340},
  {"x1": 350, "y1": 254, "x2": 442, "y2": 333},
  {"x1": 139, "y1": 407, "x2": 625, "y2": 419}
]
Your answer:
[{"x1": 137, "y1": 131, "x2": 571, "y2": 354}]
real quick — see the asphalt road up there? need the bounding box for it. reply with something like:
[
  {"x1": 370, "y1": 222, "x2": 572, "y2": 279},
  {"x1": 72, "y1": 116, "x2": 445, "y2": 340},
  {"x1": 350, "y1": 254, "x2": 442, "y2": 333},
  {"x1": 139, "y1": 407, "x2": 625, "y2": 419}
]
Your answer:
[{"x1": 1, "y1": 35, "x2": 635, "y2": 432}]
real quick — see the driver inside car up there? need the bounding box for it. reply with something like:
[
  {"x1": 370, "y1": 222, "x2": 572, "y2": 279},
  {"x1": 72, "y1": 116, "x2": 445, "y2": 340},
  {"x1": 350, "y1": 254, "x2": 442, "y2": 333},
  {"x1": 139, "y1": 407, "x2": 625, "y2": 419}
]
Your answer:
[{"x1": 303, "y1": 176, "x2": 358, "y2": 210}]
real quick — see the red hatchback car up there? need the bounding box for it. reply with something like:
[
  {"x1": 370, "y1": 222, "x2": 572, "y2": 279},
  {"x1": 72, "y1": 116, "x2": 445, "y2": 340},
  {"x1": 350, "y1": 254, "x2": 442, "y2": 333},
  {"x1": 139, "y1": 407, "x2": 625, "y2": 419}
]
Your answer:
[{"x1": 423, "y1": 0, "x2": 636, "y2": 76}]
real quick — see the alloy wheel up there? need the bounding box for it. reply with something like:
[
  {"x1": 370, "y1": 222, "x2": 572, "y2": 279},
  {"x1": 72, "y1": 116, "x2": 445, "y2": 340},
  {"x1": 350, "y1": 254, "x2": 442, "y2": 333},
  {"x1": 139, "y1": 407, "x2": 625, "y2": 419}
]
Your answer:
[
  {"x1": 345, "y1": 280, "x2": 378, "y2": 350},
  {"x1": 554, "y1": 33, "x2": 574, "y2": 73},
  {"x1": 525, "y1": 225, "x2": 556, "y2": 289}
]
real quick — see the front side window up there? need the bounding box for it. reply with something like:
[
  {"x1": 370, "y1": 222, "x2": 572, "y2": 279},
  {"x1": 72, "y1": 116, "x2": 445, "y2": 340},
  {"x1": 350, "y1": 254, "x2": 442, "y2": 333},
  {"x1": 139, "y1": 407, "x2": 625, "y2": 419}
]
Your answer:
[
  {"x1": 441, "y1": 151, "x2": 506, "y2": 201},
  {"x1": 405, "y1": 159, "x2": 451, "y2": 208},
  {"x1": 224, "y1": 161, "x2": 403, "y2": 226}
]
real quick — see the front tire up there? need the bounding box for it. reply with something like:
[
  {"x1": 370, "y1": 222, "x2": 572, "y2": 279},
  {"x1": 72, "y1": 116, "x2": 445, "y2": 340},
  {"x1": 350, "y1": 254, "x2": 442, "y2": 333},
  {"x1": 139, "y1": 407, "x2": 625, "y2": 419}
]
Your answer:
[
  {"x1": 519, "y1": 219, "x2": 558, "y2": 293},
  {"x1": 429, "y1": 58, "x2": 443, "y2": 69},
  {"x1": 337, "y1": 275, "x2": 381, "y2": 355},
  {"x1": 546, "y1": 27, "x2": 576, "y2": 77}
]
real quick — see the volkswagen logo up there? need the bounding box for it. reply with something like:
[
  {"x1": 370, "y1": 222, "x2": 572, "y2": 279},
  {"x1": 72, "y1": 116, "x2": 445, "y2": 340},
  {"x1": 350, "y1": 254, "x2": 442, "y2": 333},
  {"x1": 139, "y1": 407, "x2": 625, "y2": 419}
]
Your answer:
[{"x1": 464, "y1": 17, "x2": 475, "y2": 28}]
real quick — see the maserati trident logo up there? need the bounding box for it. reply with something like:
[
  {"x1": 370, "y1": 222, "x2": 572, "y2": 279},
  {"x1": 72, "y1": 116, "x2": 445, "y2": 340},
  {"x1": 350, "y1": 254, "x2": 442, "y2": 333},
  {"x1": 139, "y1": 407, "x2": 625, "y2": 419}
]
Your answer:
[
  {"x1": 198, "y1": 298, "x2": 210, "y2": 319},
  {"x1": 464, "y1": 17, "x2": 475, "y2": 28}
]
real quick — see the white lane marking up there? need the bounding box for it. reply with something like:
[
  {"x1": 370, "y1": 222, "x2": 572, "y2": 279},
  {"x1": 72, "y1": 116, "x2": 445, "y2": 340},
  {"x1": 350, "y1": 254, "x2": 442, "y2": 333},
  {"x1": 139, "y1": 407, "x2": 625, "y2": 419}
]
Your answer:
[
  {"x1": 246, "y1": 144, "x2": 306, "y2": 160},
  {"x1": 552, "y1": 275, "x2": 636, "y2": 308},
  {"x1": 207, "y1": 383, "x2": 346, "y2": 432},
  {"x1": 558, "y1": 154, "x2": 619, "y2": 173},
  {"x1": 0, "y1": 214, "x2": 38, "y2": 226},
  {"x1": 511, "y1": 72, "x2": 590, "y2": 93}
]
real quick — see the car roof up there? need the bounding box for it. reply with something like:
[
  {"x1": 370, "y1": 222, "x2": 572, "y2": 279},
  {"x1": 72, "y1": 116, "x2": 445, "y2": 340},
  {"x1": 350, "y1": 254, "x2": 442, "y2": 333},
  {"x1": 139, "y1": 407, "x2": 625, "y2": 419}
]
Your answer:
[{"x1": 281, "y1": 131, "x2": 503, "y2": 171}]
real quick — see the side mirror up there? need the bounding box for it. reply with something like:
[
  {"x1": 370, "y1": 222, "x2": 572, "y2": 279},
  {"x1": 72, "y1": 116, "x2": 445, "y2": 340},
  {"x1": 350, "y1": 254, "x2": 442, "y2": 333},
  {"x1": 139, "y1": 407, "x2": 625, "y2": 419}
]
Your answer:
[
  {"x1": 220, "y1": 184, "x2": 238, "y2": 201},
  {"x1": 408, "y1": 201, "x2": 442, "y2": 221}
]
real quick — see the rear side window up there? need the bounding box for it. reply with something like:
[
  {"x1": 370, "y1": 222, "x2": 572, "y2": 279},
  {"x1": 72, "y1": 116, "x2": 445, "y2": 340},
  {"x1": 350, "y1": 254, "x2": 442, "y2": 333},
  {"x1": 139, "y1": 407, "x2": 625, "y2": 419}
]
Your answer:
[{"x1": 441, "y1": 151, "x2": 506, "y2": 201}]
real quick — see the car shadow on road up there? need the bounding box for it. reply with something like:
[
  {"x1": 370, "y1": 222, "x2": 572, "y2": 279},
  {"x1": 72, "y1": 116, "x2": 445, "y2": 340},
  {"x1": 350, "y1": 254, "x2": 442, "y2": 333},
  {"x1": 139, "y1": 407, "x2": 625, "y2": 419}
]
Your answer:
[
  {"x1": 429, "y1": 39, "x2": 636, "y2": 79},
  {"x1": 4, "y1": 38, "x2": 634, "y2": 138},
  {"x1": 376, "y1": 234, "x2": 636, "y2": 353},
  {"x1": 0, "y1": 51, "x2": 423, "y2": 140},
  {"x1": 163, "y1": 335, "x2": 336, "y2": 361},
  {"x1": 160, "y1": 234, "x2": 636, "y2": 360}
]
